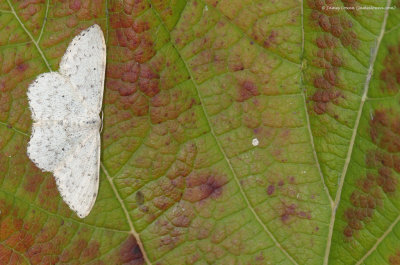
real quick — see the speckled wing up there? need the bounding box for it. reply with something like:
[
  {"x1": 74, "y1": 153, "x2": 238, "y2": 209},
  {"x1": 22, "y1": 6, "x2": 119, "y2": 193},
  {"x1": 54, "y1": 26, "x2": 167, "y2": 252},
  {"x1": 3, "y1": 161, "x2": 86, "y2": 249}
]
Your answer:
[
  {"x1": 27, "y1": 72, "x2": 92, "y2": 122},
  {"x1": 26, "y1": 24, "x2": 105, "y2": 218},
  {"x1": 27, "y1": 122, "x2": 92, "y2": 172},
  {"x1": 59, "y1": 24, "x2": 106, "y2": 116},
  {"x1": 53, "y1": 130, "x2": 100, "y2": 218}
]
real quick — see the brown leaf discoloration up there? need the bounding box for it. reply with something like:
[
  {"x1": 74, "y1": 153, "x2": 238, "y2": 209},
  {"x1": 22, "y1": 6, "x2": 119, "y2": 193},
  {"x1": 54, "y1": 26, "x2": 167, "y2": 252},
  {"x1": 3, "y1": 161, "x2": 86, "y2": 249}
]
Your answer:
[
  {"x1": 183, "y1": 171, "x2": 228, "y2": 202},
  {"x1": 119, "y1": 235, "x2": 144, "y2": 265},
  {"x1": 343, "y1": 108, "x2": 400, "y2": 239},
  {"x1": 389, "y1": 250, "x2": 400, "y2": 265},
  {"x1": 279, "y1": 201, "x2": 312, "y2": 224},
  {"x1": 307, "y1": 0, "x2": 358, "y2": 115},
  {"x1": 380, "y1": 44, "x2": 400, "y2": 94}
]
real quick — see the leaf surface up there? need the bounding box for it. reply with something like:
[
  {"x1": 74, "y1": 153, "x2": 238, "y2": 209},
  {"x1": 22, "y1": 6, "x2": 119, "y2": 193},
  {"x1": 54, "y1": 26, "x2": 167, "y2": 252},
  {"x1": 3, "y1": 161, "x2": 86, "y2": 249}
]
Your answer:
[{"x1": 0, "y1": 0, "x2": 399, "y2": 264}]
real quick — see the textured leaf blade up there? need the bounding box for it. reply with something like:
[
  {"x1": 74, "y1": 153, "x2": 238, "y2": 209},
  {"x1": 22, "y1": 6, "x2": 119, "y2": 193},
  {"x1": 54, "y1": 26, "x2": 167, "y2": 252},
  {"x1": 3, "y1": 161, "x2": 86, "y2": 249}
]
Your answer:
[
  {"x1": 303, "y1": 0, "x2": 392, "y2": 196},
  {"x1": 329, "y1": 9, "x2": 400, "y2": 264},
  {"x1": 0, "y1": 1, "x2": 144, "y2": 264},
  {"x1": 104, "y1": 0, "x2": 331, "y2": 263},
  {"x1": 1, "y1": 0, "x2": 400, "y2": 264}
]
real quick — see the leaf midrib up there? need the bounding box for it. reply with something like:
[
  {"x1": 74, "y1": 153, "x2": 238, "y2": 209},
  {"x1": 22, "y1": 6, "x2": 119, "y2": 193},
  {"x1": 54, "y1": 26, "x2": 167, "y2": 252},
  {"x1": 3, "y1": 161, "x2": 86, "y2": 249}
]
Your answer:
[
  {"x1": 323, "y1": 1, "x2": 393, "y2": 264},
  {"x1": 101, "y1": 164, "x2": 152, "y2": 264},
  {"x1": 6, "y1": 2, "x2": 152, "y2": 264},
  {"x1": 7, "y1": 0, "x2": 399, "y2": 264}
]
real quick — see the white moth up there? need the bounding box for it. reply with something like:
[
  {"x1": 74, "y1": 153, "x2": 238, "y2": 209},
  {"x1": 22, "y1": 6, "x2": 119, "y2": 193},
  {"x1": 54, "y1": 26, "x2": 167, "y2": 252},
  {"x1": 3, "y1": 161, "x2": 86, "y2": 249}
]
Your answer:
[{"x1": 27, "y1": 24, "x2": 106, "y2": 218}]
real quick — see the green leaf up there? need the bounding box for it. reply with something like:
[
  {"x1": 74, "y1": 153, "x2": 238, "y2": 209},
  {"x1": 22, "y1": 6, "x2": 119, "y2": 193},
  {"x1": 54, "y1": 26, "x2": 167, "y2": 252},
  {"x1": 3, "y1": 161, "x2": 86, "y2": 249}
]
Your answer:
[{"x1": 0, "y1": 0, "x2": 399, "y2": 264}]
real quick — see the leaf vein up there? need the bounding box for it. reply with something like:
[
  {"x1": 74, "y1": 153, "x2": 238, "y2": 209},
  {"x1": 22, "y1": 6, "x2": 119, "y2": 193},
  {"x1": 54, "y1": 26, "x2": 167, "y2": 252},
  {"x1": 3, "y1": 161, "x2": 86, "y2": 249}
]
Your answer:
[
  {"x1": 356, "y1": 215, "x2": 400, "y2": 264},
  {"x1": 101, "y1": 164, "x2": 152, "y2": 265},
  {"x1": 36, "y1": 0, "x2": 49, "y2": 43},
  {"x1": 6, "y1": 0, "x2": 52, "y2": 71},
  {"x1": 146, "y1": 1, "x2": 301, "y2": 264},
  {"x1": 300, "y1": 0, "x2": 333, "y2": 206},
  {"x1": 323, "y1": 1, "x2": 392, "y2": 263}
]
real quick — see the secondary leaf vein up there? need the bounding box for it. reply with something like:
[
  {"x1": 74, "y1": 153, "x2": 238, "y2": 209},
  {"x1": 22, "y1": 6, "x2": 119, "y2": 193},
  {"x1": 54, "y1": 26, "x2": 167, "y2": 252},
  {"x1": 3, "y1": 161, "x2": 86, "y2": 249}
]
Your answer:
[
  {"x1": 146, "y1": 1, "x2": 300, "y2": 264},
  {"x1": 323, "y1": 1, "x2": 392, "y2": 264},
  {"x1": 6, "y1": 0, "x2": 52, "y2": 71}
]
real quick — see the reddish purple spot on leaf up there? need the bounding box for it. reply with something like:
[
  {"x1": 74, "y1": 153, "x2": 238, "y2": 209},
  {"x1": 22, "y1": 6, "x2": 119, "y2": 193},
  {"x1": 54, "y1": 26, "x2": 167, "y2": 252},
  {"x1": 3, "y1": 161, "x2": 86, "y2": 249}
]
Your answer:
[
  {"x1": 343, "y1": 108, "x2": 400, "y2": 239},
  {"x1": 308, "y1": 0, "x2": 360, "y2": 115},
  {"x1": 267, "y1": 185, "x2": 275, "y2": 195},
  {"x1": 183, "y1": 172, "x2": 227, "y2": 202},
  {"x1": 119, "y1": 235, "x2": 144, "y2": 264},
  {"x1": 263, "y1": 30, "x2": 278, "y2": 48},
  {"x1": 16, "y1": 63, "x2": 28, "y2": 72},
  {"x1": 380, "y1": 44, "x2": 400, "y2": 94},
  {"x1": 236, "y1": 80, "x2": 259, "y2": 102},
  {"x1": 279, "y1": 202, "x2": 311, "y2": 224},
  {"x1": 69, "y1": 0, "x2": 82, "y2": 11},
  {"x1": 280, "y1": 203, "x2": 297, "y2": 223}
]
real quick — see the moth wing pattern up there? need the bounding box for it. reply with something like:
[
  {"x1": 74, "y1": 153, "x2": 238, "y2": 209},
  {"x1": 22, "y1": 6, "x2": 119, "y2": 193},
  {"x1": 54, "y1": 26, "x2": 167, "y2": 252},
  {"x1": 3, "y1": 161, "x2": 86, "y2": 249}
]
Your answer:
[
  {"x1": 53, "y1": 130, "x2": 100, "y2": 218},
  {"x1": 27, "y1": 123, "x2": 91, "y2": 172},
  {"x1": 27, "y1": 24, "x2": 106, "y2": 218},
  {"x1": 58, "y1": 24, "x2": 106, "y2": 115},
  {"x1": 27, "y1": 72, "x2": 92, "y2": 122}
]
